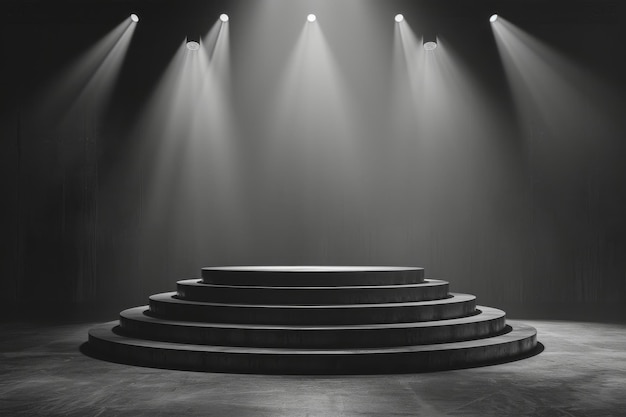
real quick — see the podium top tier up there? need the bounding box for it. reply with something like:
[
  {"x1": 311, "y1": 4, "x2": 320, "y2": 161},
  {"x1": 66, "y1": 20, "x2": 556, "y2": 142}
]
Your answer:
[{"x1": 201, "y1": 266, "x2": 425, "y2": 287}]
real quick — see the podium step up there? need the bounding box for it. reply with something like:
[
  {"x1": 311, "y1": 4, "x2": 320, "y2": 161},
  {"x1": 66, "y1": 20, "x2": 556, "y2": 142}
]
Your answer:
[
  {"x1": 119, "y1": 305, "x2": 506, "y2": 348},
  {"x1": 201, "y1": 266, "x2": 425, "y2": 286},
  {"x1": 176, "y1": 279, "x2": 450, "y2": 305},
  {"x1": 88, "y1": 321, "x2": 537, "y2": 374},
  {"x1": 148, "y1": 292, "x2": 477, "y2": 325}
]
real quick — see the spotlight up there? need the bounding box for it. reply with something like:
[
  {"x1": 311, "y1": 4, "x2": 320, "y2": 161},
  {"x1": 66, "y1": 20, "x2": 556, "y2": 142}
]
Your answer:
[
  {"x1": 186, "y1": 40, "x2": 200, "y2": 51},
  {"x1": 220, "y1": 14, "x2": 229, "y2": 22},
  {"x1": 423, "y1": 41, "x2": 437, "y2": 51},
  {"x1": 395, "y1": 14, "x2": 404, "y2": 23},
  {"x1": 490, "y1": 14, "x2": 498, "y2": 23},
  {"x1": 130, "y1": 13, "x2": 139, "y2": 23},
  {"x1": 307, "y1": 14, "x2": 316, "y2": 23},
  {"x1": 423, "y1": 32, "x2": 438, "y2": 51}
]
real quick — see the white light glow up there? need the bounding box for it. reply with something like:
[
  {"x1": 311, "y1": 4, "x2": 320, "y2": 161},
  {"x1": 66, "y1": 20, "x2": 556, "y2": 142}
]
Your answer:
[
  {"x1": 395, "y1": 14, "x2": 404, "y2": 23},
  {"x1": 186, "y1": 41, "x2": 200, "y2": 51},
  {"x1": 490, "y1": 14, "x2": 499, "y2": 23},
  {"x1": 307, "y1": 14, "x2": 316, "y2": 23},
  {"x1": 130, "y1": 14, "x2": 139, "y2": 23},
  {"x1": 424, "y1": 41, "x2": 437, "y2": 51},
  {"x1": 220, "y1": 14, "x2": 229, "y2": 22}
]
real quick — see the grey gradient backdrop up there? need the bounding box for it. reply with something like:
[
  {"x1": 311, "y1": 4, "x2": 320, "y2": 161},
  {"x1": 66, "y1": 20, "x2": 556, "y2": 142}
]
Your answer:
[{"x1": 1, "y1": 0, "x2": 625, "y2": 321}]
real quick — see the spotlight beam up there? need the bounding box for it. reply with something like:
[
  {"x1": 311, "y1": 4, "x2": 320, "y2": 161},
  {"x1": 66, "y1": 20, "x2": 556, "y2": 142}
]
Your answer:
[
  {"x1": 36, "y1": 17, "x2": 137, "y2": 128},
  {"x1": 38, "y1": 18, "x2": 133, "y2": 119}
]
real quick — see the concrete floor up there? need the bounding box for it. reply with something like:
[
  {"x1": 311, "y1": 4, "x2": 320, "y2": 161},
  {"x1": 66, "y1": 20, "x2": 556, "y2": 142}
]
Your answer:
[{"x1": 1, "y1": 319, "x2": 625, "y2": 416}]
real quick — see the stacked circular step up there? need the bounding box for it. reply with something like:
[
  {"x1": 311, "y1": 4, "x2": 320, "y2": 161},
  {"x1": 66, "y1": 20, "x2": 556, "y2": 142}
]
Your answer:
[{"x1": 87, "y1": 266, "x2": 538, "y2": 374}]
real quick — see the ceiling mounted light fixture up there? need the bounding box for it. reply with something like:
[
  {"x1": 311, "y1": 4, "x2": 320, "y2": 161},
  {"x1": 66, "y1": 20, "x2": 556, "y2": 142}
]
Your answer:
[{"x1": 186, "y1": 40, "x2": 200, "y2": 51}]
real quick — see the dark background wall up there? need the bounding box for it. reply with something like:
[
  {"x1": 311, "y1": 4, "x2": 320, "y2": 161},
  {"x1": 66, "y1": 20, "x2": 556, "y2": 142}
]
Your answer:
[{"x1": 1, "y1": 0, "x2": 625, "y2": 321}]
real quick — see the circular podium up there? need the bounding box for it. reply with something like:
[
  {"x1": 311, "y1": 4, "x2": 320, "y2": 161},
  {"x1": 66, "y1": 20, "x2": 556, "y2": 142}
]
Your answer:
[{"x1": 87, "y1": 266, "x2": 538, "y2": 374}]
